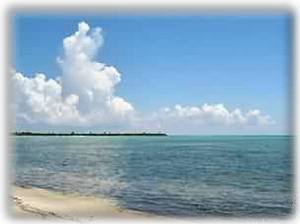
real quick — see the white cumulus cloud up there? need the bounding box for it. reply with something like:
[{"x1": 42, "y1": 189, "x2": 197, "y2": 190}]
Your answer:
[
  {"x1": 12, "y1": 21, "x2": 275, "y2": 133},
  {"x1": 12, "y1": 21, "x2": 135, "y2": 128},
  {"x1": 157, "y1": 103, "x2": 274, "y2": 126},
  {"x1": 12, "y1": 71, "x2": 80, "y2": 124},
  {"x1": 142, "y1": 103, "x2": 275, "y2": 134}
]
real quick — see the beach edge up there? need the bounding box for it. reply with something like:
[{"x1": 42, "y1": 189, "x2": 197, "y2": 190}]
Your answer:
[{"x1": 11, "y1": 185, "x2": 153, "y2": 220}]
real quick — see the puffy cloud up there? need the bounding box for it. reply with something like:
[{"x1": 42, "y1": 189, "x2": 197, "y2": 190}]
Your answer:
[
  {"x1": 12, "y1": 21, "x2": 275, "y2": 133},
  {"x1": 58, "y1": 21, "x2": 134, "y2": 121},
  {"x1": 154, "y1": 103, "x2": 274, "y2": 127},
  {"x1": 12, "y1": 71, "x2": 80, "y2": 124},
  {"x1": 13, "y1": 21, "x2": 135, "y2": 127}
]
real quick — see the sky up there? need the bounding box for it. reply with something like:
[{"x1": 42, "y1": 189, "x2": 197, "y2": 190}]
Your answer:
[{"x1": 12, "y1": 12, "x2": 292, "y2": 134}]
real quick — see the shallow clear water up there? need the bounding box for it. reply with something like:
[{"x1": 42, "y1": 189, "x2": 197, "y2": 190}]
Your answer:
[{"x1": 13, "y1": 135, "x2": 293, "y2": 217}]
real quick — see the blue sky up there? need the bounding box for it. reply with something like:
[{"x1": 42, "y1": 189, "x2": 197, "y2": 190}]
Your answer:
[{"x1": 13, "y1": 13, "x2": 292, "y2": 134}]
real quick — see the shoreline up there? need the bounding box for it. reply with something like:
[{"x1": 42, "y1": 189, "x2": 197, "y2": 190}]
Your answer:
[
  {"x1": 12, "y1": 185, "x2": 153, "y2": 220},
  {"x1": 12, "y1": 132, "x2": 168, "y2": 137}
]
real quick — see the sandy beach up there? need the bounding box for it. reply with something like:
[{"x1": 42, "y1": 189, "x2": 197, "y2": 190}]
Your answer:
[{"x1": 12, "y1": 186, "x2": 152, "y2": 221}]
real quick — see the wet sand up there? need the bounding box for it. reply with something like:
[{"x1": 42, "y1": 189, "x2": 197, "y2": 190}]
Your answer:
[{"x1": 12, "y1": 186, "x2": 152, "y2": 221}]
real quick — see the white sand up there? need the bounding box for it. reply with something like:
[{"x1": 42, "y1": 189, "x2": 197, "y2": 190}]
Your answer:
[{"x1": 12, "y1": 186, "x2": 153, "y2": 221}]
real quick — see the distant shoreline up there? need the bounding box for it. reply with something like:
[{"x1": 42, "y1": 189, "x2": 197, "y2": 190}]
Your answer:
[{"x1": 12, "y1": 132, "x2": 167, "y2": 137}]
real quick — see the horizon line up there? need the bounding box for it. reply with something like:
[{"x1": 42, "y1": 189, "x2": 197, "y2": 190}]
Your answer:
[{"x1": 11, "y1": 131, "x2": 292, "y2": 137}]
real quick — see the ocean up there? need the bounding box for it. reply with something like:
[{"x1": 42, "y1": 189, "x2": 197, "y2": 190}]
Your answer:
[{"x1": 13, "y1": 135, "x2": 293, "y2": 217}]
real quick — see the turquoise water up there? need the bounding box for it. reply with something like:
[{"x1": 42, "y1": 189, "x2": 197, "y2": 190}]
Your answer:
[{"x1": 14, "y1": 135, "x2": 293, "y2": 217}]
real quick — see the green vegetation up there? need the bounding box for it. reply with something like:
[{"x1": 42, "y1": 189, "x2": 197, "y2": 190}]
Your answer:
[{"x1": 12, "y1": 131, "x2": 167, "y2": 136}]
